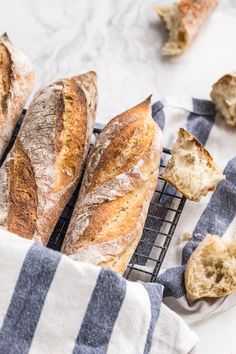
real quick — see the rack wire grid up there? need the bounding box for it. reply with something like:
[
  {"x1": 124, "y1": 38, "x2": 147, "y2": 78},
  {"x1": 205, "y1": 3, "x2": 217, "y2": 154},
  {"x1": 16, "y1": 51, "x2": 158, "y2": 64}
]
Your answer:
[{"x1": 2, "y1": 111, "x2": 186, "y2": 283}]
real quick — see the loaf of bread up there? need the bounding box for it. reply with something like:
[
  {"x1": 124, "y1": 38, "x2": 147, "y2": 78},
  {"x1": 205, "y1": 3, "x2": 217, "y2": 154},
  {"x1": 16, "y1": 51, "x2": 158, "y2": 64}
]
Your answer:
[
  {"x1": 0, "y1": 33, "x2": 35, "y2": 158},
  {"x1": 185, "y1": 234, "x2": 236, "y2": 302},
  {"x1": 62, "y1": 97, "x2": 163, "y2": 274},
  {"x1": 211, "y1": 72, "x2": 236, "y2": 127},
  {"x1": 0, "y1": 71, "x2": 98, "y2": 245},
  {"x1": 162, "y1": 128, "x2": 225, "y2": 201},
  {"x1": 155, "y1": 0, "x2": 218, "y2": 55}
]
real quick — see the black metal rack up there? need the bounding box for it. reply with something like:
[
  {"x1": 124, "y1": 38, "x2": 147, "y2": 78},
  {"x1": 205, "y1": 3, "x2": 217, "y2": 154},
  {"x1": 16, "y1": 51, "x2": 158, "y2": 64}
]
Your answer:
[{"x1": 3, "y1": 111, "x2": 186, "y2": 282}]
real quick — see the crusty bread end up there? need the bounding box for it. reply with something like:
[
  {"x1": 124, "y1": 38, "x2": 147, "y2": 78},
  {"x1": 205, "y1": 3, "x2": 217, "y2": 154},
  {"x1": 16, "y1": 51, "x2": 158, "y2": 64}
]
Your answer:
[{"x1": 154, "y1": 0, "x2": 218, "y2": 56}]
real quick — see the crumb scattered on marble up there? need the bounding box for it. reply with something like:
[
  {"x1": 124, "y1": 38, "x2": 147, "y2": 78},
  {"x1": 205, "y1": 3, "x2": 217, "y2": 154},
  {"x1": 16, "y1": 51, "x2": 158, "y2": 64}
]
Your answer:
[{"x1": 180, "y1": 232, "x2": 192, "y2": 243}]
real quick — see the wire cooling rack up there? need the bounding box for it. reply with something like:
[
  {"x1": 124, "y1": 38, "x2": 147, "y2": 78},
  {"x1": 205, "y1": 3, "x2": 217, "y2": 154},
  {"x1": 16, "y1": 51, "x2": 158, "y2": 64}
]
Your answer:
[{"x1": 3, "y1": 111, "x2": 186, "y2": 282}]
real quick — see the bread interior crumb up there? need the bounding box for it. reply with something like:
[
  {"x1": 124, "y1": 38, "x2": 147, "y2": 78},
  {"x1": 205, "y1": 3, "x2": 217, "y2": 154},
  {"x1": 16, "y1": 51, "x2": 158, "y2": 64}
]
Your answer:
[
  {"x1": 156, "y1": 5, "x2": 188, "y2": 55},
  {"x1": 188, "y1": 237, "x2": 236, "y2": 299},
  {"x1": 162, "y1": 129, "x2": 224, "y2": 201}
]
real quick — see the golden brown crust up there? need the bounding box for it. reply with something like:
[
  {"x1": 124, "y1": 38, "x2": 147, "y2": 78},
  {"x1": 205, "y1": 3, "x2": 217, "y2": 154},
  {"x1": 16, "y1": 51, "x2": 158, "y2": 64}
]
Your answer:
[
  {"x1": 55, "y1": 78, "x2": 87, "y2": 192},
  {"x1": 155, "y1": 0, "x2": 218, "y2": 55},
  {"x1": 0, "y1": 33, "x2": 35, "y2": 158},
  {"x1": 0, "y1": 72, "x2": 98, "y2": 245},
  {"x1": 0, "y1": 42, "x2": 12, "y2": 115},
  {"x1": 7, "y1": 140, "x2": 37, "y2": 239},
  {"x1": 62, "y1": 97, "x2": 163, "y2": 274}
]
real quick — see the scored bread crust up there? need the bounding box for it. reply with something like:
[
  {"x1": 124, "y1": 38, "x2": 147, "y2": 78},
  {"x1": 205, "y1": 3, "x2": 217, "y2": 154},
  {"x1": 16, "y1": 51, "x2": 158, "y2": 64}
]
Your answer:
[
  {"x1": 161, "y1": 128, "x2": 225, "y2": 201},
  {"x1": 211, "y1": 72, "x2": 236, "y2": 127},
  {"x1": 0, "y1": 33, "x2": 35, "y2": 158},
  {"x1": 155, "y1": 0, "x2": 218, "y2": 55},
  {"x1": 0, "y1": 71, "x2": 98, "y2": 245},
  {"x1": 62, "y1": 97, "x2": 163, "y2": 274},
  {"x1": 185, "y1": 234, "x2": 236, "y2": 302}
]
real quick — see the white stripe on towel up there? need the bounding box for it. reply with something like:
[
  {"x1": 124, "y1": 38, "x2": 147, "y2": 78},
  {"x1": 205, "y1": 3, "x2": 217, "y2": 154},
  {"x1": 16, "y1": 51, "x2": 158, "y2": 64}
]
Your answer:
[
  {"x1": 107, "y1": 282, "x2": 151, "y2": 354},
  {"x1": 0, "y1": 231, "x2": 31, "y2": 328},
  {"x1": 29, "y1": 256, "x2": 100, "y2": 354}
]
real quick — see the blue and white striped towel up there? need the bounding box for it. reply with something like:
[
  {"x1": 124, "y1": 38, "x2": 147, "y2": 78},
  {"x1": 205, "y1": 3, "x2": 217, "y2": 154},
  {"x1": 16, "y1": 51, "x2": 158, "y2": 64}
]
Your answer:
[
  {"x1": 137, "y1": 96, "x2": 236, "y2": 325},
  {"x1": 0, "y1": 96, "x2": 230, "y2": 353},
  {"x1": 0, "y1": 229, "x2": 197, "y2": 354}
]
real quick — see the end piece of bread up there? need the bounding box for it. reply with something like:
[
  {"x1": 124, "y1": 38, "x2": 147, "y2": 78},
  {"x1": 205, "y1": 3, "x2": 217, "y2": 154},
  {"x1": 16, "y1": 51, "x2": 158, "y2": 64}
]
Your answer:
[
  {"x1": 185, "y1": 234, "x2": 236, "y2": 302},
  {"x1": 0, "y1": 33, "x2": 35, "y2": 158},
  {"x1": 154, "y1": 0, "x2": 218, "y2": 55},
  {"x1": 161, "y1": 128, "x2": 225, "y2": 201},
  {"x1": 211, "y1": 72, "x2": 236, "y2": 127}
]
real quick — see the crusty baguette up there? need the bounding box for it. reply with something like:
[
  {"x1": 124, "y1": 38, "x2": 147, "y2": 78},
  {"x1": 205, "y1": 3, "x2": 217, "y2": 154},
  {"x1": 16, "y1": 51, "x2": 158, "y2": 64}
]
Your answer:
[
  {"x1": 0, "y1": 71, "x2": 98, "y2": 245},
  {"x1": 211, "y1": 72, "x2": 236, "y2": 127},
  {"x1": 62, "y1": 97, "x2": 163, "y2": 274},
  {"x1": 0, "y1": 33, "x2": 35, "y2": 158},
  {"x1": 162, "y1": 128, "x2": 225, "y2": 201},
  {"x1": 155, "y1": 0, "x2": 218, "y2": 55},
  {"x1": 185, "y1": 234, "x2": 236, "y2": 302}
]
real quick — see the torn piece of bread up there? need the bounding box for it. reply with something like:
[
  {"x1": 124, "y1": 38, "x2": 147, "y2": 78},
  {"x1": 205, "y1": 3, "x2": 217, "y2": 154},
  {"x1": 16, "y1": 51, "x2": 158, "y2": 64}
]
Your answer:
[
  {"x1": 154, "y1": 0, "x2": 218, "y2": 55},
  {"x1": 161, "y1": 128, "x2": 225, "y2": 201},
  {"x1": 185, "y1": 234, "x2": 236, "y2": 302},
  {"x1": 211, "y1": 72, "x2": 236, "y2": 127}
]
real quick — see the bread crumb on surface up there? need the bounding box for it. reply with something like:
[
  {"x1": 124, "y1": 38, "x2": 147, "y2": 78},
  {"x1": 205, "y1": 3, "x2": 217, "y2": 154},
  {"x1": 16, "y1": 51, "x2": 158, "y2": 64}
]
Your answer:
[
  {"x1": 180, "y1": 232, "x2": 192, "y2": 243},
  {"x1": 161, "y1": 128, "x2": 225, "y2": 202},
  {"x1": 185, "y1": 234, "x2": 236, "y2": 302},
  {"x1": 211, "y1": 72, "x2": 236, "y2": 127}
]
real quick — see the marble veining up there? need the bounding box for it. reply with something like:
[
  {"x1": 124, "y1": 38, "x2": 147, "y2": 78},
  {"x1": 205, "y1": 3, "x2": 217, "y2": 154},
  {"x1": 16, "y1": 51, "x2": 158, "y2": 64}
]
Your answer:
[{"x1": 1, "y1": 0, "x2": 236, "y2": 124}]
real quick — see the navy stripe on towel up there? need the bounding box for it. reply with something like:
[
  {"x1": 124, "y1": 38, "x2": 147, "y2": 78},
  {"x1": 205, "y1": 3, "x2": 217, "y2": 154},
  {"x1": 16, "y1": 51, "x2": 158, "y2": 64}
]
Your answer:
[
  {"x1": 0, "y1": 243, "x2": 61, "y2": 354},
  {"x1": 134, "y1": 100, "x2": 215, "y2": 266},
  {"x1": 152, "y1": 101, "x2": 165, "y2": 131},
  {"x1": 182, "y1": 156, "x2": 236, "y2": 264},
  {"x1": 186, "y1": 111, "x2": 215, "y2": 146},
  {"x1": 157, "y1": 156, "x2": 236, "y2": 298},
  {"x1": 74, "y1": 268, "x2": 126, "y2": 354},
  {"x1": 192, "y1": 98, "x2": 216, "y2": 117},
  {"x1": 142, "y1": 283, "x2": 163, "y2": 354},
  {"x1": 187, "y1": 99, "x2": 216, "y2": 145},
  {"x1": 157, "y1": 265, "x2": 185, "y2": 298}
]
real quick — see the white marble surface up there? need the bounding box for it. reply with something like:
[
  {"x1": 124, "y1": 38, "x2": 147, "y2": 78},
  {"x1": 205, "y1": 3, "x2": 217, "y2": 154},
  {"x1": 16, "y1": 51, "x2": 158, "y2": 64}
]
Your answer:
[
  {"x1": 1, "y1": 0, "x2": 236, "y2": 125},
  {"x1": 2, "y1": 0, "x2": 236, "y2": 352}
]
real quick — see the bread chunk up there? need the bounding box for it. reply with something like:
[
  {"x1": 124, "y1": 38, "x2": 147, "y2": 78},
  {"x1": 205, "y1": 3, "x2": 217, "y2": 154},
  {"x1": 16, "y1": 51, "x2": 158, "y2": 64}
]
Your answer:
[
  {"x1": 162, "y1": 128, "x2": 225, "y2": 201},
  {"x1": 211, "y1": 73, "x2": 236, "y2": 127},
  {"x1": 185, "y1": 234, "x2": 236, "y2": 302},
  {"x1": 154, "y1": 0, "x2": 218, "y2": 55}
]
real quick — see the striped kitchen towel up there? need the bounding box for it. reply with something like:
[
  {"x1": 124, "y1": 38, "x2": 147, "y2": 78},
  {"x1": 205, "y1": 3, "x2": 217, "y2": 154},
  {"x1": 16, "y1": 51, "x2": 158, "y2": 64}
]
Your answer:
[
  {"x1": 0, "y1": 229, "x2": 197, "y2": 354},
  {"x1": 135, "y1": 96, "x2": 236, "y2": 325}
]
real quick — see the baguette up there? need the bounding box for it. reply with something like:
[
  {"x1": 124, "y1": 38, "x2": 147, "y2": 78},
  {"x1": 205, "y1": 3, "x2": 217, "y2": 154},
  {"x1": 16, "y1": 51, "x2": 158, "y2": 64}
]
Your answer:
[
  {"x1": 0, "y1": 71, "x2": 98, "y2": 244},
  {"x1": 162, "y1": 128, "x2": 225, "y2": 201},
  {"x1": 155, "y1": 0, "x2": 218, "y2": 55},
  {"x1": 62, "y1": 97, "x2": 163, "y2": 274},
  {"x1": 185, "y1": 234, "x2": 236, "y2": 302},
  {"x1": 211, "y1": 72, "x2": 236, "y2": 127},
  {"x1": 0, "y1": 33, "x2": 35, "y2": 158}
]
